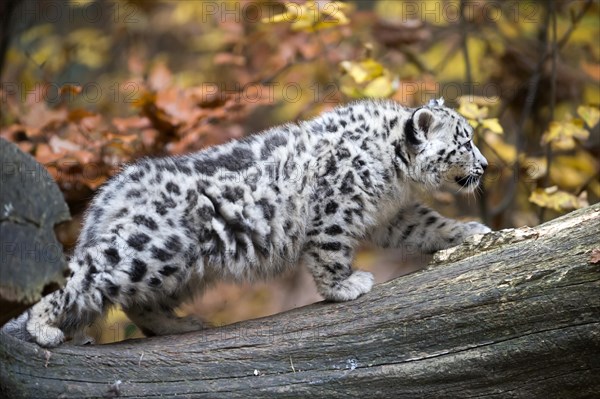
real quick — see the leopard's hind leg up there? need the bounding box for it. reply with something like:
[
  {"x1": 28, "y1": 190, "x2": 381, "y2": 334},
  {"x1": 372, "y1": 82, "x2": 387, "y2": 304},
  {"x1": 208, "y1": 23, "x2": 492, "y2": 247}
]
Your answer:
[{"x1": 122, "y1": 300, "x2": 205, "y2": 337}]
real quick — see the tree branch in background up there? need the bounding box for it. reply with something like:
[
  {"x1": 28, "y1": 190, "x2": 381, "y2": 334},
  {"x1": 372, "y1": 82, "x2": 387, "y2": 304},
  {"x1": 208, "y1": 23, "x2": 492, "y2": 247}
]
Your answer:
[
  {"x1": 539, "y1": 0, "x2": 559, "y2": 222},
  {"x1": 459, "y1": 0, "x2": 489, "y2": 224}
]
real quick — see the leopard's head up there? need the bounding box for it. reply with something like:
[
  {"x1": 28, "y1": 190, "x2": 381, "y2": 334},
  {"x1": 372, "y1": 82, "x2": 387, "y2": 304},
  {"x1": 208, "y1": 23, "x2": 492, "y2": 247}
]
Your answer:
[{"x1": 404, "y1": 100, "x2": 488, "y2": 192}]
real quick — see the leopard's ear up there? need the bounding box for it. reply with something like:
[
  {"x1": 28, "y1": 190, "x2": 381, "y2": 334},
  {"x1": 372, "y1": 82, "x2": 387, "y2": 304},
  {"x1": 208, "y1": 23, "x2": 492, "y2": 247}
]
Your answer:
[
  {"x1": 406, "y1": 108, "x2": 436, "y2": 146},
  {"x1": 415, "y1": 108, "x2": 434, "y2": 133}
]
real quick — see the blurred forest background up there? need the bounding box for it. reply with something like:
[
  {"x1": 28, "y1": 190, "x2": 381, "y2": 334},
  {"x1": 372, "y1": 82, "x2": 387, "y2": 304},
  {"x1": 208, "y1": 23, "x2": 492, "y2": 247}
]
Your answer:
[{"x1": 1, "y1": 0, "x2": 598, "y2": 344}]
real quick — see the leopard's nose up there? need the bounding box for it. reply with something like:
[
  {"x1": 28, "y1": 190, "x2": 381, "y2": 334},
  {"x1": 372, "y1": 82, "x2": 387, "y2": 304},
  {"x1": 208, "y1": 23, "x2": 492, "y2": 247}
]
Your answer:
[{"x1": 481, "y1": 160, "x2": 488, "y2": 171}]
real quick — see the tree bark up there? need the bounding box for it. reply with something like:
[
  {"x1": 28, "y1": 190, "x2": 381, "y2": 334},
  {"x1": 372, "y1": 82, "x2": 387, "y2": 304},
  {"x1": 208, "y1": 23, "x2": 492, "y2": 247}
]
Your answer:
[
  {"x1": 0, "y1": 138, "x2": 70, "y2": 325},
  {"x1": 1, "y1": 204, "x2": 599, "y2": 399}
]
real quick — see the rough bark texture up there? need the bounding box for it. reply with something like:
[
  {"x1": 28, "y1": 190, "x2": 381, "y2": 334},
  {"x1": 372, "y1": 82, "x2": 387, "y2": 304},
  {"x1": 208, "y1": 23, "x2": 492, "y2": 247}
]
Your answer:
[
  {"x1": 1, "y1": 204, "x2": 599, "y2": 399},
  {"x1": 0, "y1": 138, "x2": 70, "y2": 325}
]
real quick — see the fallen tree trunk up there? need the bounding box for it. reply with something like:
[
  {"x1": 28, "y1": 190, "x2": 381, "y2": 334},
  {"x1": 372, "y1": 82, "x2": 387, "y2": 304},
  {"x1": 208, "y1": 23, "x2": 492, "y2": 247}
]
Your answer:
[{"x1": 1, "y1": 204, "x2": 599, "y2": 398}]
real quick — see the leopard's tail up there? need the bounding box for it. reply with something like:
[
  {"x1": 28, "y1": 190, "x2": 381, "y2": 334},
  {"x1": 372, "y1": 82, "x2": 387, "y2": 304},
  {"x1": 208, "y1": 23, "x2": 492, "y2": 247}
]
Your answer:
[{"x1": 2, "y1": 260, "x2": 105, "y2": 347}]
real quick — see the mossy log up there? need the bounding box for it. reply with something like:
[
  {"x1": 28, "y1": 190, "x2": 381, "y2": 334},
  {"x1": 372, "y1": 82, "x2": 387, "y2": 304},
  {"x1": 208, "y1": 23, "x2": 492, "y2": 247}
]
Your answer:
[{"x1": 1, "y1": 204, "x2": 599, "y2": 398}]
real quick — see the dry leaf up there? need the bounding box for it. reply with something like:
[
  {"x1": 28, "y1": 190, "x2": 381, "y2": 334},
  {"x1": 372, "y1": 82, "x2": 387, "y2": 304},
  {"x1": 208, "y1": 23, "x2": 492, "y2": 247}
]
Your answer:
[
  {"x1": 20, "y1": 101, "x2": 68, "y2": 132},
  {"x1": 363, "y1": 76, "x2": 394, "y2": 98},
  {"x1": 49, "y1": 135, "x2": 81, "y2": 153},
  {"x1": 480, "y1": 118, "x2": 504, "y2": 134},
  {"x1": 112, "y1": 116, "x2": 151, "y2": 133},
  {"x1": 263, "y1": 1, "x2": 349, "y2": 32},
  {"x1": 68, "y1": 109, "x2": 96, "y2": 122},
  {"x1": 577, "y1": 105, "x2": 600, "y2": 128},
  {"x1": 529, "y1": 186, "x2": 589, "y2": 212},
  {"x1": 149, "y1": 62, "x2": 173, "y2": 91},
  {"x1": 340, "y1": 59, "x2": 385, "y2": 84},
  {"x1": 458, "y1": 102, "x2": 488, "y2": 121},
  {"x1": 35, "y1": 143, "x2": 65, "y2": 164},
  {"x1": 542, "y1": 119, "x2": 589, "y2": 150},
  {"x1": 458, "y1": 95, "x2": 500, "y2": 107},
  {"x1": 484, "y1": 132, "x2": 516, "y2": 163},
  {"x1": 59, "y1": 84, "x2": 83, "y2": 97},
  {"x1": 214, "y1": 53, "x2": 246, "y2": 66}
]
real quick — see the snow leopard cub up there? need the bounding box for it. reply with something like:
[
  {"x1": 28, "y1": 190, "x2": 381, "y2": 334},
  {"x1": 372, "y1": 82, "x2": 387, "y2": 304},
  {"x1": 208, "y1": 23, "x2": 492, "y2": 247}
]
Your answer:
[{"x1": 8, "y1": 98, "x2": 490, "y2": 347}]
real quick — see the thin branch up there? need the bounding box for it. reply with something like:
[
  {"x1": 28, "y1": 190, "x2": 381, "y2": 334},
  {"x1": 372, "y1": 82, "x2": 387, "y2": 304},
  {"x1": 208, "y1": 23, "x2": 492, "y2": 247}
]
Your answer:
[
  {"x1": 459, "y1": 0, "x2": 473, "y2": 96},
  {"x1": 460, "y1": 0, "x2": 488, "y2": 224},
  {"x1": 539, "y1": 1, "x2": 559, "y2": 222},
  {"x1": 259, "y1": 59, "x2": 310, "y2": 86},
  {"x1": 433, "y1": 40, "x2": 461, "y2": 75},
  {"x1": 557, "y1": 0, "x2": 594, "y2": 49},
  {"x1": 494, "y1": 0, "x2": 593, "y2": 220},
  {"x1": 396, "y1": 46, "x2": 434, "y2": 75},
  {"x1": 495, "y1": 4, "x2": 551, "y2": 222},
  {"x1": 497, "y1": 0, "x2": 593, "y2": 121},
  {"x1": 477, "y1": 137, "x2": 527, "y2": 217}
]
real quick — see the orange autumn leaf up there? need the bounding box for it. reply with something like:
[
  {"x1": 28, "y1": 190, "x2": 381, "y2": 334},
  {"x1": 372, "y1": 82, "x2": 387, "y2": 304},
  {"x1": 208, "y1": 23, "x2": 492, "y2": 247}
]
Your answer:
[{"x1": 35, "y1": 143, "x2": 66, "y2": 164}]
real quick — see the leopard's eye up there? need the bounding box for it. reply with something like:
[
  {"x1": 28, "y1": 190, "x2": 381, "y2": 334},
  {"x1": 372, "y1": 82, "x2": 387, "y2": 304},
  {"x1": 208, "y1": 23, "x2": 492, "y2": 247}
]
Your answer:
[{"x1": 463, "y1": 141, "x2": 472, "y2": 151}]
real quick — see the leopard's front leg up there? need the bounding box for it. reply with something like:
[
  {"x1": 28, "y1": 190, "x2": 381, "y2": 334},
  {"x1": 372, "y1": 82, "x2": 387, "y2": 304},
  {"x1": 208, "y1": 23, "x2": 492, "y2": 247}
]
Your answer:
[
  {"x1": 302, "y1": 235, "x2": 374, "y2": 302},
  {"x1": 369, "y1": 202, "x2": 491, "y2": 253}
]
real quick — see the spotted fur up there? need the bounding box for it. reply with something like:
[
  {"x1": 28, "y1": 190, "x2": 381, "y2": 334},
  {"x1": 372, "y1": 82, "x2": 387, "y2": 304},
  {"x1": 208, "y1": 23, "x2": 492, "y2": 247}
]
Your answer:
[{"x1": 7, "y1": 99, "x2": 490, "y2": 347}]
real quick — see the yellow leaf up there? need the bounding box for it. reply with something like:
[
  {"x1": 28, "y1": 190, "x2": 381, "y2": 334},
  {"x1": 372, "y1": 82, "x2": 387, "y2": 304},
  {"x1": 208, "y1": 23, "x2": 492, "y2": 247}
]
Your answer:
[
  {"x1": 480, "y1": 118, "x2": 503, "y2": 134},
  {"x1": 340, "y1": 61, "x2": 367, "y2": 84},
  {"x1": 529, "y1": 186, "x2": 589, "y2": 212},
  {"x1": 317, "y1": 1, "x2": 350, "y2": 28},
  {"x1": 374, "y1": 1, "x2": 404, "y2": 19},
  {"x1": 571, "y1": 120, "x2": 591, "y2": 140},
  {"x1": 549, "y1": 136, "x2": 577, "y2": 151},
  {"x1": 67, "y1": 0, "x2": 94, "y2": 7},
  {"x1": 29, "y1": 36, "x2": 65, "y2": 73},
  {"x1": 484, "y1": 132, "x2": 517, "y2": 163},
  {"x1": 363, "y1": 76, "x2": 394, "y2": 98},
  {"x1": 458, "y1": 102, "x2": 488, "y2": 121},
  {"x1": 312, "y1": 15, "x2": 350, "y2": 31},
  {"x1": 551, "y1": 151, "x2": 599, "y2": 190},
  {"x1": 467, "y1": 119, "x2": 479, "y2": 129},
  {"x1": 173, "y1": 2, "x2": 203, "y2": 24},
  {"x1": 340, "y1": 59, "x2": 385, "y2": 84},
  {"x1": 340, "y1": 83, "x2": 364, "y2": 99},
  {"x1": 263, "y1": 0, "x2": 349, "y2": 32},
  {"x1": 67, "y1": 28, "x2": 111, "y2": 69},
  {"x1": 541, "y1": 119, "x2": 589, "y2": 149},
  {"x1": 20, "y1": 24, "x2": 54, "y2": 45},
  {"x1": 458, "y1": 95, "x2": 499, "y2": 107},
  {"x1": 577, "y1": 105, "x2": 600, "y2": 128}
]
